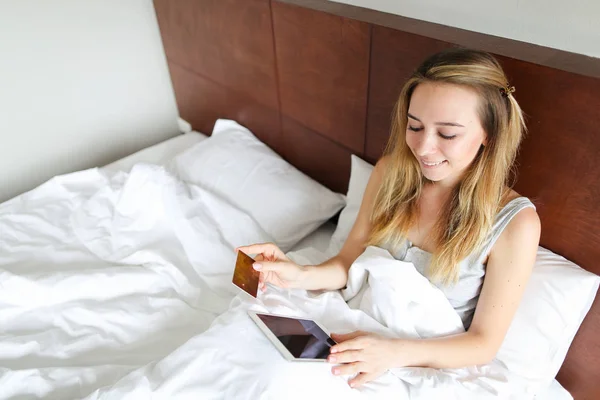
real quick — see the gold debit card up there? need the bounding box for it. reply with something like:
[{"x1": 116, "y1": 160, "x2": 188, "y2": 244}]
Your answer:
[{"x1": 232, "y1": 250, "x2": 260, "y2": 298}]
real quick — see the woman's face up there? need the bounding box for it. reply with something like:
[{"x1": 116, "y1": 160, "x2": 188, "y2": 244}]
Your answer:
[{"x1": 405, "y1": 82, "x2": 487, "y2": 188}]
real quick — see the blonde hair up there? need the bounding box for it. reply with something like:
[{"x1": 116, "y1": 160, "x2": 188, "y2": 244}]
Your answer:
[{"x1": 368, "y1": 48, "x2": 526, "y2": 285}]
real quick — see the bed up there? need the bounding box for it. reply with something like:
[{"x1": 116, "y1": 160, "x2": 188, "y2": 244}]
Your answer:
[
  {"x1": 99, "y1": 131, "x2": 589, "y2": 400},
  {"x1": 1, "y1": 0, "x2": 599, "y2": 398},
  {"x1": 153, "y1": 0, "x2": 600, "y2": 398},
  {"x1": 97, "y1": 132, "x2": 595, "y2": 400},
  {"x1": 0, "y1": 128, "x2": 580, "y2": 399}
]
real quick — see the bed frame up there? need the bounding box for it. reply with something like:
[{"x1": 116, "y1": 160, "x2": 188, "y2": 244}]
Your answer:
[{"x1": 153, "y1": 0, "x2": 600, "y2": 397}]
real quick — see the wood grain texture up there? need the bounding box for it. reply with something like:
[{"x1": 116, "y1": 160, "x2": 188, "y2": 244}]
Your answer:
[
  {"x1": 277, "y1": 0, "x2": 600, "y2": 80},
  {"x1": 281, "y1": 116, "x2": 352, "y2": 194},
  {"x1": 498, "y1": 56, "x2": 600, "y2": 274},
  {"x1": 154, "y1": 0, "x2": 279, "y2": 109},
  {"x1": 272, "y1": 1, "x2": 370, "y2": 154},
  {"x1": 168, "y1": 62, "x2": 282, "y2": 154}
]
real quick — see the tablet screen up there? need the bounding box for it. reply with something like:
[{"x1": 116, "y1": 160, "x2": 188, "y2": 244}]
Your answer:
[{"x1": 256, "y1": 313, "x2": 336, "y2": 359}]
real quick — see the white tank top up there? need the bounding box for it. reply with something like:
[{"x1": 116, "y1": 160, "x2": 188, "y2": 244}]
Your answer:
[{"x1": 385, "y1": 197, "x2": 535, "y2": 329}]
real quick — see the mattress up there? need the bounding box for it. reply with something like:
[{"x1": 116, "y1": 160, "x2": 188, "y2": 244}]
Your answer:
[{"x1": 94, "y1": 131, "x2": 569, "y2": 400}]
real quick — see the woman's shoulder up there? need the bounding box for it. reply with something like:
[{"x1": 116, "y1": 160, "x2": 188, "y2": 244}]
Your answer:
[
  {"x1": 500, "y1": 189, "x2": 536, "y2": 212},
  {"x1": 481, "y1": 190, "x2": 539, "y2": 266},
  {"x1": 493, "y1": 189, "x2": 540, "y2": 253},
  {"x1": 370, "y1": 156, "x2": 391, "y2": 184},
  {"x1": 500, "y1": 188, "x2": 539, "y2": 230},
  {"x1": 375, "y1": 155, "x2": 390, "y2": 170}
]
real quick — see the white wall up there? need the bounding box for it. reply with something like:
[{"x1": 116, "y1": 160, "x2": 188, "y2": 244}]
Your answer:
[
  {"x1": 330, "y1": 0, "x2": 600, "y2": 58},
  {"x1": 0, "y1": 0, "x2": 180, "y2": 202}
]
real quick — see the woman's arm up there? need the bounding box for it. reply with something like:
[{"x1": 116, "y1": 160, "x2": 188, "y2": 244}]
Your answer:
[
  {"x1": 405, "y1": 206, "x2": 541, "y2": 368},
  {"x1": 328, "y1": 205, "x2": 541, "y2": 386},
  {"x1": 243, "y1": 158, "x2": 387, "y2": 292},
  {"x1": 297, "y1": 158, "x2": 388, "y2": 291}
]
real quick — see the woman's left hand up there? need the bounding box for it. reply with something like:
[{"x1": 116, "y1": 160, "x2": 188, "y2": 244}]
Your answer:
[{"x1": 328, "y1": 331, "x2": 409, "y2": 388}]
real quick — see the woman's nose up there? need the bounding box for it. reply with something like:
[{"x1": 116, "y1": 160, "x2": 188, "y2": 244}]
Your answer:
[{"x1": 414, "y1": 131, "x2": 437, "y2": 156}]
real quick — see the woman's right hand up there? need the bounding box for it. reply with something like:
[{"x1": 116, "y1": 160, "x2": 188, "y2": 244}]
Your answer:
[{"x1": 235, "y1": 242, "x2": 307, "y2": 292}]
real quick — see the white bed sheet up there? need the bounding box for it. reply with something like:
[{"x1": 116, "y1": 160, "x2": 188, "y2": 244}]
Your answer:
[
  {"x1": 0, "y1": 132, "x2": 571, "y2": 400},
  {"x1": 101, "y1": 131, "x2": 572, "y2": 400}
]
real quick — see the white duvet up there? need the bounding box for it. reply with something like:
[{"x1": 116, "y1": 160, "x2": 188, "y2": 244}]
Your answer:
[
  {"x1": 0, "y1": 164, "x2": 530, "y2": 399},
  {"x1": 0, "y1": 164, "x2": 272, "y2": 399}
]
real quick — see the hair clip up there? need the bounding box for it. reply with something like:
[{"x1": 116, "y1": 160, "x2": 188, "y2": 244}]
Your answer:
[{"x1": 500, "y1": 84, "x2": 516, "y2": 97}]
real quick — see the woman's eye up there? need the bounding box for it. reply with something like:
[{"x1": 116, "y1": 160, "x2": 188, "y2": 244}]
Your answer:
[
  {"x1": 408, "y1": 126, "x2": 422, "y2": 132},
  {"x1": 439, "y1": 133, "x2": 457, "y2": 140}
]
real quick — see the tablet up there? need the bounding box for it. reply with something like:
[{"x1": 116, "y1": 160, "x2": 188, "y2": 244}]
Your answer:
[{"x1": 248, "y1": 311, "x2": 337, "y2": 362}]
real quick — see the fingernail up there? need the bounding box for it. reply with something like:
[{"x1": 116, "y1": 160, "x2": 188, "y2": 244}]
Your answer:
[
  {"x1": 253, "y1": 263, "x2": 262, "y2": 270},
  {"x1": 328, "y1": 356, "x2": 336, "y2": 363},
  {"x1": 333, "y1": 369, "x2": 340, "y2": 375},
  {"x1": 330, "y1": 348, "x2": 337, "y2": 353},
  {"x1": 349, "y1": 382, "x2": 355, "y2": 388}
]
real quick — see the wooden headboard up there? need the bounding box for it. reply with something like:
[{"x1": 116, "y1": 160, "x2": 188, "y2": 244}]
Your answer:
[{"x1": 153, "y1": 0, "x2": 600, "y2": 397}]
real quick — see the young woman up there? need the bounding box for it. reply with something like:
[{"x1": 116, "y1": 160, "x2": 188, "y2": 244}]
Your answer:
[{"x1": 237, "y1": 48, "x2": 540, "y2": 388}]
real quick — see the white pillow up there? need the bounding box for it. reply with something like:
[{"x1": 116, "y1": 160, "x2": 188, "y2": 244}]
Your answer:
[
  {"x1": 496, "y1": 247, "x2": 599, "y2": 395},
  {"x1": 170, "y1": 119, "x2": 345, "y2": 252},
  {"x1": 329, "y1": 153, "x2": 600, "y2": 395},
  {"x1": 327, "y1": 154, "x2": 373, "y2": 254}
]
